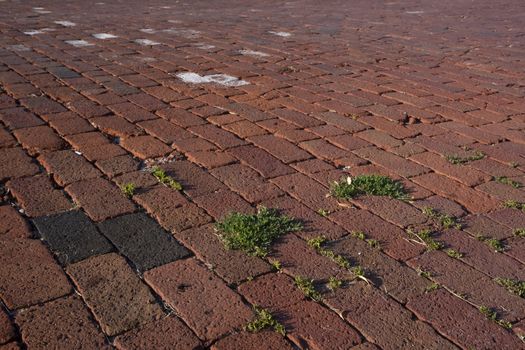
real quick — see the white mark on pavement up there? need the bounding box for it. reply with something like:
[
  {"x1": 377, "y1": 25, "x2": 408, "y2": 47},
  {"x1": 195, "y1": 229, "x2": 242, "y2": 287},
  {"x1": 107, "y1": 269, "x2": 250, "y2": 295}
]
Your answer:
[
  {"x1": 6, "y1": 45, "x2": 30, "y2": 52},
  {"x1": 33, "y1": 7, "x2": 51, "y2": 14},
  {"x1": 92, "y1": 33, "x2": 118, "y2": 39},
  {"x1": 140, "y1": 28, "x2": 157, "y2": 34},
  {"x1": 163, "y1": 28, "x2": 201, "y2": 38},
  {"x1": 406, "y1": 11, "x2": 424, "y2": 14},
  {"x1": 194, "y1": 43, "x2": 215, "y2": 50},
  {"x1": 176, "y1": 72, "x2": 249, "y2": 87},
  {"x1": 55, "y1": 20, "x2": 76, "y2": 27},
  {"x1": 239, "y1": 49, "x2": 270, "y2": 58},
  {"x1": 134, "y1": 39, "x2": 161, "y2": 46},
  {"x1": 269, "y1": 31, "x2": 291, "y2": 37},
  {"x1": 65, "y1": 40, "x2": 94, "y2": 47}
]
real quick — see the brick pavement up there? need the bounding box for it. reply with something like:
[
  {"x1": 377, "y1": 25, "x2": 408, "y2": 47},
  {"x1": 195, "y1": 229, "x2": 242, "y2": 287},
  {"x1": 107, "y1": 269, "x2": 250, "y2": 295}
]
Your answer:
[{"x1": 1, "y1": 0, "x2": 525, "y2": 348}]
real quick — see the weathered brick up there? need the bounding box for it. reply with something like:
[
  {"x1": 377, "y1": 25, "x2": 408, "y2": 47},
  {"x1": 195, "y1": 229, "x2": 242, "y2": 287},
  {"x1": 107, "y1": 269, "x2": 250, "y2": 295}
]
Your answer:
[
  {"x1": 67, "y1": 253, "x2": 164, "y2": 336},
  {"x1": 0, "y1": 205, "x2": 31, "y2": 239},
  {"x1": 137, "y1": 118, "x2": 193, "y2": 143},
  {"x1": 13, "y1": 126, "x2": 65, "y2": 155},
  {"x1": 354, "y1": 147, "x2": 429, "y2": 178},
  {"x1": 0, "y1": 307, "x2": 14, "y2": 345},
  {"x1": 49, "y1": 116, "x2": 95, "y2": 136},
  {"x1": 299, "y1": 139, "x2": 349, "y2": 161},
  {"x1": 120, "y1": 135, "x2": 172, "y2": 159},
  {"x1": 144, "y1": 258, "x2": 253, "y2": 341},
  {"x1": 90, "y1": 115, "x2": 142, "y2": 137},
  {"x1": 192, "y1": 189, "x2": 254, "y2": 220},
  {"x1": 16, "y1": 296, "x2": 109, "y2": 349},
  {"x1": 38, "y1": 150, "x2": 101, "y2": 186},
  {"x1": 0, "y1": 238, "x2": 71, "y2": 309},
  {"x1": 211, "y1": 331, "x2": 294, "y2": 350},
  {"x1": 0, "y1": 148, "x2": 40, "y2": 181},
  {"x1": 108, "y1": 102, "x2": 157, "y2": 123},
  {"x1": 95, "y1": 155, "x2": 140, "y2": 177},
  {"x1": 188, "y1": 124, "x2": 246, "y2": 149}
]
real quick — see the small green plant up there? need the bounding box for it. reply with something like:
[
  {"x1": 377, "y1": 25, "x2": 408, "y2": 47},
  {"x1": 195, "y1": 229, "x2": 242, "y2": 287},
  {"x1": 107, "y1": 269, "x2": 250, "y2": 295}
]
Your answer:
[
  {"x1": 216, "y1": 207, "x2": 302, "y2": 256},
  {"x1": 294, "y1": 276, "x2": 322, "y2": 301},
  {"x1": 495, "y1": 176, "x2": 522, "y2": 189},
  {"x1": 446, "y1": 249, "x2": 463, "y2": 259},
  {"x1": 307, "y1": 236, "x2": 327, "y2": 250},
  {"x1": 120, "y1": 182, "x2": 136, "y2": 198},
  {"x1": 479, "y1": 306, "x2": 512, "y2": 329},
  {"x1": 425, "y1": 283, "x2": 440, "y2": 293},
  {"x1": 513, "y1": 228, "x2": 525, "y2": 237},
  {"x1": 327, "y1": 276, "x2": 343, "y2": 291},
  {"x1": 351, "y1": 231, "x2": 366, "y2": 240},
  {"x1": 407, "y1": 228, "x2": 443, "y2": 251},
  {"x1": 270, "y1": 260, "x2": 282, "y2": 272},
  {"x1": 422, "y1": 207, "x2": 462, "y2": 229},
  {"x1": 445, "y1": 151, "x2": 485, "y2": 165},
  {"x1": 367, "y1": 239, "x2": 380, "y2": 249},
  {"x1": 503, "y1": 200, "x2": 525, "y2": 210},
  {"x1": 317, "y1": 209, "x2": 330, "y2": 217},
  {"x1": 330, "y1": 175, "x2": 408, "y2": 200},
  {"x1": 477, "y1": 235, "x2": 505, "y2": 253},
  {"x1": 245, "y1": 306, "x2": 285, "y2": 336},
  {"x1": 417, "y1": 268, "x2": 431, "y2": 279},
  {"x1": 495, "y1": 278, "x2": 525, "y2": 298},
  {"x1": 151, "y1": 166, "x2": 183, "y2": 190}
]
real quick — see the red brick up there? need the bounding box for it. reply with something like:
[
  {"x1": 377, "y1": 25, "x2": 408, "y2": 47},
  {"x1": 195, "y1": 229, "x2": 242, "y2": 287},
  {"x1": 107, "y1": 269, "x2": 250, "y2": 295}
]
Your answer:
[
  {"x1": 143, "y1": 86, "x2": 184, "y2": 102},
  {"x1": 16, "y1": 296, "x2": 109, "y2": 349},
  {"x1": 95, "y1": 155, "x2": 140, "y2": 177},
  {"x1": 178, "y1": 224, "x2": 270, "y2": 284},
  {"x1": 354, "y1": 196, "x2": 428, "y2": 227},
  {"x1": 90, "y1": 115, "x2": 142, "y2": 137},
  {"x1": 0, "y1": 147, "x2": 40, "y2": 181},
  {"x1": 114, "y1": 316, "x2": 202, "y2": 350},
  {"x1": 144, "y1": 258, "x2": 253, "y2": 342},
  {"x1": 227, "y1": 145, "x2": 293, "y2": 178},
  {"x1": 137, "y1": 118, "x2": 193, "y2": 143},
  {"x1": 188, "y1": 124, "x2": 245, "y2": 149},
  {"x1": 487, "y1": 208, "x2": 525, "y2": 231},
  {"x1": 65, "y1": 177, "x2": 135, "y2": 221},
  {"x1": 407, "y1": 250, "x2": 525, "y2": 322},
  {"x1": 463, "y1": 214, "x2": 512, "y2": 240},
  {"x1": 476, "y1": 181, "x2": 525, "y2": 202},
  {"x1": 49, "y1": 116, "x2": 95, "y2": 136},
  {"x1": 67, "y1": 99, "x2": 111, "y2": 119},
  {"x1": 299, "y1": 139, "x2": 348, "y2": 161},
  {"x1": 120, "y1": 135, "x2": 172, "y2": 159},
  {"x1": 359, "y1": 115, "x2": 419, "y2": 139},
  {"x1": 13, "y1": 126, "x2": 65, "y2": 155},
  {"x1": 211, "y1": 331, "x2": 294, "y2": 350},
  {"x1": 407, "y1": 289, "x2": 524, "y2": 350},
  {"x1": 108, "y1": 102, "x2": 157, "y2": 123},
  {"x1": 7, "y1": 176, "x2": 72, "y2": 217},
  {"x1": 186, "y1": 150, "x2": 236, "y2": 168},
  {"x1": 356, "y1": 129, "x2": 403, "y2": 149},
  {"x1": 126, "y1": 93, "x2": 167, "y2": 111},
  {"x1": 326, "y1": 134, "x2": 370, "y2": 151},
  {"x1": 38, "y1": 150, "x2": 101, "y2": 186},
  {"x1": 324, "y1": 282, "x2": 454, "y2": 350},
  {"x1": 0, "y1": 307, "x2": 14, "y2": 345},
  {"x1": 0, "y1": 206, "x2": 31, "y2": 239},
  {"x1": 162, "y1": 160, "x2": 226, "y2": 197},
  {"x1": 157, "y1": 107, "x2": 206, "y2": 127},
  {"x1": 354, "y1": 147, "x2": 429, "y2": 177},
  {"x1": 248, "y1": 134, "x2": 311, "y2": 164},
  {"x1": 413, "y1": 195, "x2": 466, "y2": 218},
  {"x1": 67, "y1": 253, "x2": 164, "y2": 336},
  {"x1": 270, "y1": 108, "x2": 324, "y2": 128},
  {"x1": 0, "y1": 238, "x2": 71, "y2": 309},
  {"x1": 314, "y1": 111, "x2": 367, "y2": 133},
  {"x1": 223, "y1": 120, "x2": 267, "y2": 138},
  {"x1": 411, "y1": 173, "x2": 499, "y2": 213},
  {"x1": 193, "y1": 189, "x2": 254, "y2": 220},
  {"x1": 438, "y1": 121, "x2": 503, "y2": 144},
  {"x1": 19, "y1": 96, "x2": 66, "y2": 115}
]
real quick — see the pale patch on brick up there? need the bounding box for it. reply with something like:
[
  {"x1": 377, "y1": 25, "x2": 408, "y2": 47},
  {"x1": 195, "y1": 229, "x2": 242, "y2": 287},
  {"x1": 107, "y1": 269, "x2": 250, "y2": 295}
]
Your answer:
[{"x1": 176, "y1": 72, "x2": 249, "y2": 87}]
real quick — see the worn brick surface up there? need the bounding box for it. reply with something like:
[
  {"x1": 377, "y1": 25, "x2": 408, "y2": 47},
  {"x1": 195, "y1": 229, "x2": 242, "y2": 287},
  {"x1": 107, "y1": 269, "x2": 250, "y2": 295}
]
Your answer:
[
  {"x1": 211, "y1": 330, "x2": 294, "y2": 350},
  {"x1": 0, "y1": 238, "x2": 71, "y2": 309},
  {"x1": 144, "y1": 258, "x2": 253, "y2": 342},
  {"x1": 32, "y1": 210, "x2": 113, "y2": 265},
  {"x1": 13, "y1": 126, "x2": 66, "y2": 155},
  {"x1": 0, "y1": 148, "x2": 40, "y2": 181},
  {"x1": 38, "y1": 150, "x2": 101, "y2": 186},
  {"x1": 0, "y1": 307, "x2": 14, "y2": 345},
  {"x1": 67, "y1": 253, "x2": 164, "y2": 336},
  {"x1": 16, "y1": 296, "x2": 109, "y2": 350},
  {"x1": 0, "y1": 205, "x2": 31, "y2": 239}
]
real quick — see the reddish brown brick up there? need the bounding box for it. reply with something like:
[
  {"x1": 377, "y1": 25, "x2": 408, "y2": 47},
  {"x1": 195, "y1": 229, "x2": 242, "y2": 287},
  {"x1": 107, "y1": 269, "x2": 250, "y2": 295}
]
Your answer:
[
  {"x1": 0, "y1": 307, "x2": 14, "y2": 345},
  {"x1": 299, "y1": 138, "x2": 348, "y2": 161},
  {"x1": 211, "y1": 330, "x2": 294, "y2": 350},
  {"x1": 114, "y1": 316, "x2": 202, "y2": 350},
  {"x1": 193, "y1": 189, "x2": 254, "y2": 220},
  {"x1": 65, "y1": 177, "x2": 135, "y2": 221},
  {"x1": 223, "y1": 120, "x2": 267, "y2": 138},
  {"x1": 0, "y1": 147, "x2": 39, "y2": 181},
  {"x1": 67, "y1": 253, "x2": 163, "y2": 336},
  {"x1": 144, "y1": 258, "x2": 253, "y2": 341},
  {"x1": 7, "y1": 176, "x2": 72, "y2": 217},
  {"x1": 157, "y1": 107, "x2": 206, "y2": 127},
  {"x1": 120, "y1": 135, "x2": 172, "y2": 159},
  {"x1": 354, "y1": 196, "x2": 428, "y2": 228},
  {"x1": 16, "y1": 296, "x2": 109, "y2": 349},
  {"x1": 49, "y1": 116, "x2": 95, "y2": 136},
  {"x1": 162, "y1": 160, "x2": 226, "y2": 197},
  {"x1": 227, "y1": 145, "x2": 293, "y2": 178},
  {"x1": 95, "y1": 155, "x2": 140, "y2": 177},
  {"x1": 90, "y1": 116, "x2": 142, "y2": 137},
  {"x1": 186, "y1": 150, "x2": 236, "y2": 168},
  {"x1": 137, "y1": 118, "x2": 193, "y2": 143},
  {"x1": 108, "y1": 102, "x2": 157, "y2": 122},
  {"x1": 0, "y1": 206, "x2": 31, "y2": 239},
  {"x1": 248, "y1": 134, "x2": 311, "y2": 164},
  {"x1": 13, "y1": 126, "x2": 65, "y2": 155},
  {"x1": 0, "y1": 238, "x2": 71, "y2": 309},
  {"x1": 38, "y1": 150, "x2": 101, "y2": 186}
]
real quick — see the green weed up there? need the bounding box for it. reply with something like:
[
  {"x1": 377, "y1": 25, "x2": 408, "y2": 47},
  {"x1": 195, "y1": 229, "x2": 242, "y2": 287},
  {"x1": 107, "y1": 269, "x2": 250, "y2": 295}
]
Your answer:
[
  {"x1": 495, "y1": 176, "x2": 522, "y2": 189},
  {"x1": 245, "y1": 306, "x2": 286, "y2": 336},
  {"x1": 479, "y1": 306, "x2": 512, "y2": 329},
  {"x1": 495, "y1": 278, "x2": 525, "y2": 298},
  {"x1": 330, "y1": 175, "x2": 408, "y2": 200},
  {"x1": 445, "y1": 151, "x2": 485, "y2": 165},
  {"x1": 120, "y1": 182, "x2": 136, "y2": 198},
  {"x1": 294, "y1": 276, "x2": 322, "y2": 301},
  {"x1": 151, "y1": 166, "x2": 182, "y2": 190}
]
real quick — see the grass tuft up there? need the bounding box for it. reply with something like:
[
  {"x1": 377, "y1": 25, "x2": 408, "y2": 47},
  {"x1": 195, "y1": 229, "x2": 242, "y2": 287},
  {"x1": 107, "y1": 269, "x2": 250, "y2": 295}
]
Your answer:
[
  {"x1": 514, "y1": 228, "x2": 525, "y2": 237},
  {"x1": 120, "y1": 182, "x2": 136, "y2": 198},
  {"x1": 245, "y1": 306, "x2": 285, "y2": 336},
  {"x1": 294, "y1": 276, "x2": 322, "y2": 301},
  {"x1": 495, "y1": 278, "x2": 525, "y2": 298},
  {"x1": 422, "y1": 207, "x2": 462, "y2": 229},
  {"x1": 327, "y1": 276, "x2": 343, "y2": 291},
  {"x1": 407, "y1": 228, "x2": 443, "y2": 251},
  {"x1": 495, "y1": 176, "x2": 522, "y2": 189},
  {"x1": 445, "y1": 151, "x2": 485, "y2": 165},
  {"x1": 216, "y1": 207, "x2": 302, "y2": 256},
  {"x1": 446, "y1": 249, "x2": 463, "y2": 259},
  {"x1": 503, "y1": 200, "x2": 525, "y2": 210},
  {"x1": 151, "y1": 166, "x2": 182, "y2": 190},
  {"x1": 477, "y1": 235, "x2": 505, "y2": 253},
  {"x1": 425, "y1": 282, "x2": 440, "y2": 293},
  {"x1": 330, "y1": 175, "x2": 408, "y2": 200},
  {"x1": 479, "y1": 306, "x2": 512, "y2": 329}
]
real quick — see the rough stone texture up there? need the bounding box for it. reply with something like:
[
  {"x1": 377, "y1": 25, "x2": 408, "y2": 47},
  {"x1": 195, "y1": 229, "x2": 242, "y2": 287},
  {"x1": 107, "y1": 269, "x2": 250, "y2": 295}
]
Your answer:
[
  {"x1": 67, "y1": 253, "x2": 164, "y2": 336},
  {"x1": 16, "y1": 296, "x2": 110, "y2": 350},
  {"x1": 144, "y1": 258, "x2": 253, "y2": 341},
  {"x1": 7, "y1": 176, "x2": 73, "y2": 217},
  {"x1": 38, "y1": 150, "x2": 101, "y2": 186},
  {"x1": 97, "y1": 213, "x2": 190, "y2": 271},
  {"x1": 0, "y1": 147, "x2": 40, "y2": 181},
  {"x1": 32, "y1": 210, "x2": 113, "y2": 265},
  {"x1": 0, "y1": 308, "x2": 14, "y2": 345},
  {"x1": 13, "y1": 126, "x2": 66, "y2": 155},
  {"x1": 120, "y1": 135, "x2": 172, "y2": 159},
  {"x1": 65, "y1": 177, "x2": 136, "y2": 221},
  {"x1": 211, "y1": 331, "x2": 294, "y2": 350},
  {"x1": 0, "y1": 205, "x2": 32, "y2": 239},
  {"x1": 0, "y1": 238, "x2": 71, "y2": 309},
  {"x1": 114, "y1": 317, "x2": 202, "y2": 350}
]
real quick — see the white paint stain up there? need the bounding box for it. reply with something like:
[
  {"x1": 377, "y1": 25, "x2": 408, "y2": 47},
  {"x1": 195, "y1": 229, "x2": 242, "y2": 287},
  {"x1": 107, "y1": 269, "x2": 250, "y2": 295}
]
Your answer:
[
  {"x1": 92, "y1": 33, "x2": 118, "y2": 39},
  {"x1": 176, "y1": 72, "x2": 249, "y2": 87},
  {"x1": 55, "y1": 20, "x2": 76, "y2": 27},
  {"x1": 239, "y1": 49, "x2": 269, "y2": 58},
  {"x1": 24, "y1": 29, "x2": 45, "y2": 36},
  {"x1": 406, "y1": 11, "x2": 424, "y2": 14},
  {"x1": 7, "y1": 45, "x2": 30, "y2": 52},
  {"x1": 33, "y1": 7, "x2": 51, "y2": 14},
  {"x1": 134, "y1": 39, "x2": 161, "y2": 46},
  {"x1": 194, "y1": 43, "x2": 215, "y2": 50},
  {"x1": 140, "y1": 28, "x2": 157, "y2": 34},
  {"x1": 163, "y1": 28, "x2": 201, "y2": 38},
  {"x1": 65, "y1": 40, "x2": 94, "y2": 47},
  {"x1": 269, "y1": 31, "x2": 291, "y2": 37}
]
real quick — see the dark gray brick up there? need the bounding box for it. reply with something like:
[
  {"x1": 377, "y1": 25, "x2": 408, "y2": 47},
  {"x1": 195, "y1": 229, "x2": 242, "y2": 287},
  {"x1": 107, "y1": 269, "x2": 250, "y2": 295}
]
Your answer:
[
  {"x1": 32, "y1": 210, "x2": 113, "y2": 265},
  {"x1": 97, "y1": 213, "x2": 190, "y2": 271}
]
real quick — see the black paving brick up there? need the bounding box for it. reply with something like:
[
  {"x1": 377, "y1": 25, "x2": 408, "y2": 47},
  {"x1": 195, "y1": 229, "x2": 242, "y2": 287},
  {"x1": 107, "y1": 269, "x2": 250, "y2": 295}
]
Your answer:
[
  {"x1": 32, "y1": 210, "x2": 113, "y2": 264},
  {"x1": 97, "y1": 213, "x2": 190, "y2": 271}
]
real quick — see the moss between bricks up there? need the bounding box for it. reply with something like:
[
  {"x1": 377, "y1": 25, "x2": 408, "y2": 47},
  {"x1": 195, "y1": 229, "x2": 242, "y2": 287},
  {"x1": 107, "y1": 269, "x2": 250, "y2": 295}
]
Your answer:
[{"x1": 330, "y1": 175, "x2": 409, "y2": 200}]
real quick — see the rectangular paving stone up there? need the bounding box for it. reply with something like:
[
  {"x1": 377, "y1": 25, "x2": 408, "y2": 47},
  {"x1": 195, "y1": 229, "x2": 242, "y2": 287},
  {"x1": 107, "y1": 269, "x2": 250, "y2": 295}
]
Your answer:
[
  {"x1": 144, "y1": 258, "x2": 253, "y2": 342},
  {"x1": 354, "y1": 147, "x2": 429, "y2": 178},
  {"x1": 247, "y1": 134, "x2": 311, "y2": 163},
  {"x1": 0, "y1": 238, "x2": 72, "y2": 309},
  {"x1": 67, "y1": 253, "x2": 164, "y2": 336},
  {"x1": 227, "y1": 145, "x2": 293, "y2": 178},
  {"x1": 0, "y1": 205, "x2": 32, "y2": 239},
  {"x1": 65, "y1": 177, "x2": 136, "y2": 221},
  {"x1": 0, "y1": 307, "x2": 14, "y2": 345},
  {"x1": 211, "y1": 330, "x2": 294, "y2": 350},
  {"x1": 0, "y1": 147, "x2": 40, "y2": 181},
  {"x1": 16, "y1": 296, "x2": 110, "y2": 350},
  {"x1": 7, "y1": 176, "x2": 73, "y2": 217},
  {"x1": 32, "y1": 210, "x2": 113, "y2": 265},
  {"x1": 97, "y1": 213, "x2": 190, "y2": 271},
  {"x1": 38, "y1": 150, "x2": 101, "y2": 186},
  {"x1": 13, "y1": 126, "x2": 66, "y2": 156}
]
